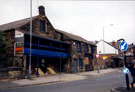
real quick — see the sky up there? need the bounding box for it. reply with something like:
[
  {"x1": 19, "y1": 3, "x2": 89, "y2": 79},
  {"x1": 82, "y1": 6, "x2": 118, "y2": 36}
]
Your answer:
[{"x1": 0, "y1": 0, "x2": 135, "y2": 44}]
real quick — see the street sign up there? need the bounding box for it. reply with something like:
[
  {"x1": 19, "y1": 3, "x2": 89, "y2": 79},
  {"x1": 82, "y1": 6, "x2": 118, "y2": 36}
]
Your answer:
[
  {"x1": 123, "y1": 67, "x2": 129, "y2": 74},
  {"x1": 120, "y1": 41, "x2": 128, "y2": 51},
  {"x1": 96, "y1": 54, "x2": 99, "y2": 58}
]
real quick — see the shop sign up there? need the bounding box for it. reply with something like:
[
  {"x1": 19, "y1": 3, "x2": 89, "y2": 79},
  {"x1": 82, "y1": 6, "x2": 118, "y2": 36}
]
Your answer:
[
  {"x1": 15, "y1": 42, "x2": 24, "y2": 56},
  {"x1": 103, "y1": 56, "x2": 108, "y2": 60},
  {"x1": 84, "y1": 57, "x2": 89, "y2": 64}
]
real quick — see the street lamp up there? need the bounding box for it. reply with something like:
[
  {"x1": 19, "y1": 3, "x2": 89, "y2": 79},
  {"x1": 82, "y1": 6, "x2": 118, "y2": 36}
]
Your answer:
[
  {"x1": 102, "y1": 24, "x2": 113, "y2": 68},
  {"x1": 103, "y1": 24, "x2": 113, "y2": 54}
]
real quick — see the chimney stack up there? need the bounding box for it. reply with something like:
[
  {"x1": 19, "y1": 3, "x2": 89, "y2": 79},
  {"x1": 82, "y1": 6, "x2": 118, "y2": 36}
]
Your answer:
[
  {"x1": 38, "y1": 6, "x2": 45, "y2": 16},
  {"x1": 112, "y1": 41, "x2": 116, "y2": 47}
]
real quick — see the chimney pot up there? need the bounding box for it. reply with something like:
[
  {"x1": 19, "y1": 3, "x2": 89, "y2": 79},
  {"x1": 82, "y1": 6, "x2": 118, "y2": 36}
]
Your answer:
[
  {"x1": 38, "y1": 6, "x2": 45, "y2": 16},
  {"x1": 112, "y1": 41, "x2": 116, "y2": 47}
]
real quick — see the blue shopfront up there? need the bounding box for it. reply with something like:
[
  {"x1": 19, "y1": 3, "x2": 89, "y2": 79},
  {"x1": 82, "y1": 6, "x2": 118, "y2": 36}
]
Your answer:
[{"x1": 15, "y1": 34, "x2": 70, "y2": 76}]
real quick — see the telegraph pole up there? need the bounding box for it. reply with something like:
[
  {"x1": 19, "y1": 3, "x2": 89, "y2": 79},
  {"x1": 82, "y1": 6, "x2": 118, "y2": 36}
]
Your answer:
[{"x1": 28, "y1": 0, "x2": 32, "y2": 79}]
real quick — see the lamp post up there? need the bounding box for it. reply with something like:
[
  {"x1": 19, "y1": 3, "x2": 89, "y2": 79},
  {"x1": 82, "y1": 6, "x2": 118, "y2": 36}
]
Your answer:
[{"x1": 103, "y1": 24, "x2": 113, "y2": 68}]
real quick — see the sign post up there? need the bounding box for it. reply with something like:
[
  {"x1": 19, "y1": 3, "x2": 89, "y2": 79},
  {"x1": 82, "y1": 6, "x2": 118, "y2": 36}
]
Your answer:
[
  {"x1": 96, "y1": 54, "x2": 100, "y2": 74},
  {"x1": 120, "y1": 41, "x2": 130, "y2": 90}
]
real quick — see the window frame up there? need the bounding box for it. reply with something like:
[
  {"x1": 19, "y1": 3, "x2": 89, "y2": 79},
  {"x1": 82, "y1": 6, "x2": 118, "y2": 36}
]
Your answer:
[
  {"x1": 40, "y1": 20, "x2": 45, "y2": 32},
  {"x1": 76, "y1": 41, "x2": 81, "y2": 52},
  {"x1": 84, "y1": 44, "x2": 88, "y2": 53}
]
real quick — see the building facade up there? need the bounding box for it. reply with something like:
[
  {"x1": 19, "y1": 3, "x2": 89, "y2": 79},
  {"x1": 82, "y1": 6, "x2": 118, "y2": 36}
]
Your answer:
[
  {"x1": 126, "y1": 44, "x2": 135, "y2": 63},
  {"x1": 0, "y1": 6, "x2": 97, "y2": 78},
  {"x1": 96, "y1": 40, "x2": 122, "y2": 68}
]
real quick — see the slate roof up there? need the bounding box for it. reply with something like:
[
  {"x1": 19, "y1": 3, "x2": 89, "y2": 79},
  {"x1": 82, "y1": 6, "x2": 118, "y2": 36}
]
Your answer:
[
  {"x1": 128, "y1": 44, "x2": 135, "y2": 49},
  {"x1": 0, "y1": 16, "x2": 38, "y2": 31},
  {"x1": 0, "y1": 16, "x2": 96, "y2": 46},
  {"x1": 55, "y1": 29, "x2": 96, "y2": 46},
  {"x1": 96, "y1": 39, "x2": 120, "y2": 50}
]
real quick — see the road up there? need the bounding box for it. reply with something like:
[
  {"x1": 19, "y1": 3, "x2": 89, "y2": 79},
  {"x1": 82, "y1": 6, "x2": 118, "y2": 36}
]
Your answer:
[{"x1": 0, "y1": 71, "x2": 126, "y2": 92}]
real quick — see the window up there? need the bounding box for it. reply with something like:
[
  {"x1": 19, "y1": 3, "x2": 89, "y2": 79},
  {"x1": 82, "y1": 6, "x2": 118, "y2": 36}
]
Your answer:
[
  {"x1": 61, "y1": 34, "x2": 64, "y2": 41},
  {"x1": 85, "y1": 44, "x2": 88, "y2": 53},
  {"x1": 40, "y1": 20, "x2": 45, "y2": 32},
  {"x1": 77, "y1": 42, "x2": 81, "y2": 52},
  {"x1": 79, "y1": 58, "x2": 83, "y2": 69},
  {"x1": 45, "y1": 22, "x2": 48, "y2": 33},
  {"x1": 91, "y1": 46, "x2": 94, "y2": 54}
]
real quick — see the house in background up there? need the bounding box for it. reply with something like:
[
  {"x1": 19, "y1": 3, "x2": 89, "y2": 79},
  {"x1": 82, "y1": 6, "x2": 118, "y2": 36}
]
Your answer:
[
  {"x1": 96, "y1": 40, "x2": 122, "y2": 68},
  {"x1": 0, "y1": 6, "x2": 96, "y2": 79},
  {"x1": 126, "y1": 43, "x2": 135, "y2": 63}
]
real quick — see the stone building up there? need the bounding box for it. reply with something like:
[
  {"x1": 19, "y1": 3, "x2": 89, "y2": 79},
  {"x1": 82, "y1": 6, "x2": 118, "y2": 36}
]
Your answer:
[
  {"x1": 0, "y1": 6, "x2": 96, "y2": 78},
  {"x1": 126, "y1": 44, "x2": 135, "y2": 63}
]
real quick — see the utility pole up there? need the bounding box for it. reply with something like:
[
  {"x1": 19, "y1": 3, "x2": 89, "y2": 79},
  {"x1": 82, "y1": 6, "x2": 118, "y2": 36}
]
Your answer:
[{"x1": 28, "y1": 0, "x2": 32, "y2": 79}]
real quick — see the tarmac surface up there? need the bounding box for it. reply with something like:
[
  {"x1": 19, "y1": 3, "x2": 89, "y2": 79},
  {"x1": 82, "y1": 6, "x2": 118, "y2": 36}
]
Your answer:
[{"x1": 1, "y1": 68, "x2": 134, "y2": 92}]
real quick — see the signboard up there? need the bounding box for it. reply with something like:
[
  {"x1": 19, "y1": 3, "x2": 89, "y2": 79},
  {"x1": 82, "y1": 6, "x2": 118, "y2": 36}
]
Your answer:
[
  {"x1": 120, "y1": 41, "x2": 128, "y2": 51},
  {"x1": 15, "y1": 42, "x2": 24, "y2": 56},
  {"x1": 96, "y1": 54, "x2": 99, "y2": 58},
  {"x1": 103, "y1": 56, "x2": 108, "y2": 60},
  {"x1": 15, "y1": 30, "x2": 24, "y2": 38},
  {"x1": 84, "y1": 57, "x2": 89, "y2": 64},
  {"x1": 123, "y1": 67, "x2": 129, "y2": 74}
]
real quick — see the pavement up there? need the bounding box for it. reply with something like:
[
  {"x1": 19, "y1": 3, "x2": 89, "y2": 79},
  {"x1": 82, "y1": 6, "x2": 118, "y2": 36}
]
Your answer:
[
  {"x1": 0, "y1": 68, "x2": 122, "y2": 90},
  {"x1": 111, "y1": 87, "x2": 135, "y2": 92}
]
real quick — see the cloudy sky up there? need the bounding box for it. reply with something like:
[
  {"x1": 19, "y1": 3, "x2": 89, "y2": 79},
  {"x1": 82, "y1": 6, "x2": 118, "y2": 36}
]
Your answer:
[{"x1": 0, "y1": 0, "x2": 135, "y2": 44}]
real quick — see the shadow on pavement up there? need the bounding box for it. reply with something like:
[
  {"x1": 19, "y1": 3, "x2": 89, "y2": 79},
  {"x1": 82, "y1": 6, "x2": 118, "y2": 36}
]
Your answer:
[{"x1": 111, "y1": 87, "x2": 135, "y2": 92}]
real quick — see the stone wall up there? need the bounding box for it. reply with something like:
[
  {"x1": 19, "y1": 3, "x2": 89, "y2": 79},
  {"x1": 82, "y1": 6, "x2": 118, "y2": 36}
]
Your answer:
[
  {"x1": 4, "y1": 30, "x2": 15, "y2": 67},
  {"x1": 19, "y1": 16, "x2": 61, "y2": 41},
  {"x1": 67, "y1": 40, "x2": 96, "y2": 72},
  {"x1": 3, "y1": 15, "x2": 97, "y2": 74}
]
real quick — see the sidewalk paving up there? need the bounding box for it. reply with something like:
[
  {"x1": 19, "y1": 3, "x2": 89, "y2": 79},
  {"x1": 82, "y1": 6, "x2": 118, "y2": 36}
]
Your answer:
[
  {"x1": 111, "y1": 87, "x2": 135, "y2": 92},
  {"x1": 0, "y1": 68, "x2": 122, "y2": 90},
  {"x1": 78, "y1": 68, "x2": 122, "y2": 77}
]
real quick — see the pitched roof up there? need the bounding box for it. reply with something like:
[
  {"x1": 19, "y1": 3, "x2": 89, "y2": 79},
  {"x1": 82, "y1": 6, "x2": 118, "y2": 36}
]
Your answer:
[
  {"x1": 128, "y1": 44, "x2": 135, "y2": 49},
  {"x1": 96, "y1": 39, "x2": 119, "y2": 50},
  {"x1": 55, "y1": 29, "x2": 96, "y2": 46},
  {"x1": 0, "y1": 16, "x2": 38, "y2": 31},
  {"x1": 0, "y1": 16, "x2": 96, "y2": 46}
]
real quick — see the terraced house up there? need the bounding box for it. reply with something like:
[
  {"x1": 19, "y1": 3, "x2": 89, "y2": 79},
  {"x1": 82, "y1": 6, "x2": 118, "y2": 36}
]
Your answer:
[{"x1": 0, "y1": 6, "x2": 97, "y2": 78}]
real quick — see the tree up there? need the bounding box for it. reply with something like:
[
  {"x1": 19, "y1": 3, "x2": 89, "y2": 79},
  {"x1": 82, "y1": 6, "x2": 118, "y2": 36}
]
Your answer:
[{"x1": 0, "y1": 31, "x2": 8, "y2": 68}]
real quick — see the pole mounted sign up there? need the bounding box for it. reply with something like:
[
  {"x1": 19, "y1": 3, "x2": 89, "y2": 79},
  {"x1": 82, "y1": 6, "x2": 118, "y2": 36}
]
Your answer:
[
  {"x1": 120, "y1": 41, "x2": 128, "y2": 51},
  {"x1": 123, "y1": 67, "x2": 129, "y2": 74},
  {"x1": 119, "y1": 40, "x2": 130, "y2": 90}
]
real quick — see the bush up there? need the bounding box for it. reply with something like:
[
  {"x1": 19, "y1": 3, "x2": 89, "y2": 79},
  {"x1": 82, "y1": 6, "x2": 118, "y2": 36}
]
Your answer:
[{"x1": 0, "y1": 31, "x2": 9, "y2": 68}]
